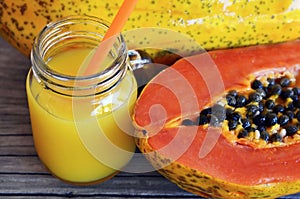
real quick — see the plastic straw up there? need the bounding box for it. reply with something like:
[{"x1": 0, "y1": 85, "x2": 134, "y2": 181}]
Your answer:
[{"x1": 84, "y1": 0, "x2": 138, "y2": 75}]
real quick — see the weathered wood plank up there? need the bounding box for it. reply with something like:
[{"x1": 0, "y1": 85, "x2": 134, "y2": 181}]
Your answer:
[
  {"x1": 0, "y1": 38, "x2": 31, "y2": 136},
  {"x1": 0, "y1": 173, "x2": 195, "y2": 197},
  {"x1": 0, "y1": 136, "x2": 35, "y2": 156},
  {"x1": 0, "y1": 155, "x2": 165, "y2": 179},
  {"x1": 0, "y1": 145, "x2": 35, "y2": 156},
  {"x1": 0, "y1": 156, "x2": 300, "y2": 198},
  {"x1": 0, "y1": 135, "x2": 34, "y2": 148},
  {"x1": 0, "y1": 154, "x2": 159, "y2": 176},
  {"x1": 0, "y1": 156, "x2": 45, "y2": 173},
  {"x1": 0, "y1": 197, "x2": 198, "y2": 199},
  {"x1": 0, "y1": 173, "x2": 299, "y2": 199}
]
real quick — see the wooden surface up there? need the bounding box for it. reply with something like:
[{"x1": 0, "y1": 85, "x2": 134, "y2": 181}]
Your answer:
[{"x1": 1, "y1": 37, "x2": 300, "y2": 199}]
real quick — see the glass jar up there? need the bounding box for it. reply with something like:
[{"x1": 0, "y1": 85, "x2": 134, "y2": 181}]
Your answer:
[{"x1": 26, "y1": 15, "x2": 137, "y2": 184}]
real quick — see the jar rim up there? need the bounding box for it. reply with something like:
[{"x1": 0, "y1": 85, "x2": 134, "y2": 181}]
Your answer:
[
  {"x1": 30, "y1": 15, "x2": 129, "y2": 96},
  {"x1": 32, "y1": 15, "x2": 125, "y2": 79}
]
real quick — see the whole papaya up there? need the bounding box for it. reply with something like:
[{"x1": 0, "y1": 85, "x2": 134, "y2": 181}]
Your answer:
[{"x1": 1, "y1": 0, "x2": 300, "y2": 56}]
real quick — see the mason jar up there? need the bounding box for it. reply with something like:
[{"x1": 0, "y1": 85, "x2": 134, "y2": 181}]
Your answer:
[{"x1": 26, "y1": 15, "x2": 137, "y2": 184}]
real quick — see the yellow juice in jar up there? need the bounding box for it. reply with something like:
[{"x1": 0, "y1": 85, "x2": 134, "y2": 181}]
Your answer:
[{"x1": 26, "y1": 47, "x2": 137, "y2": 184}]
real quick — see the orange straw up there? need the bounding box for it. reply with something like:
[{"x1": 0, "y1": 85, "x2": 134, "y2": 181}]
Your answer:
[{"x1": 84, "y1": 0, "x2": 138, "y2": 75}]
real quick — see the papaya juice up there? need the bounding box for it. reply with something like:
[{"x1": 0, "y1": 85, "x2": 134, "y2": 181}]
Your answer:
[{"x1": 26, "y1": 47, "x2": 137, "y2": 184}]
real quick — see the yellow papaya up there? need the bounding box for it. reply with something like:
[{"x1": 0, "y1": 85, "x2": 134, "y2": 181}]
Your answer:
[{"x1": 0, "y1": 0, "x2": 300, "y2": 57}]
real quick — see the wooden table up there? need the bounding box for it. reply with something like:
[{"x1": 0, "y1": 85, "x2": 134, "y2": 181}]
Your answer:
[{"x1": 1, "y1": 37, "x2": 300, "y2": 199}]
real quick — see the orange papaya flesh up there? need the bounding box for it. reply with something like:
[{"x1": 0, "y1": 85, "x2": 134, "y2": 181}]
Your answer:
[{"x1": 133, "y1": 40, "x2": 300, "y2": 198}]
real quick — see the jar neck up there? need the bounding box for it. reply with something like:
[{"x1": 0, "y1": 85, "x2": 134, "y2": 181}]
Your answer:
[{"x1": 31, "y1": 15, "x2": 129, "y2": 97}]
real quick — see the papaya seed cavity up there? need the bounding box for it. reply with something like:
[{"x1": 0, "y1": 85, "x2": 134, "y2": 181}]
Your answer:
[{"x1": 182, "y1": 74, "x2": 300, "y2": 148}]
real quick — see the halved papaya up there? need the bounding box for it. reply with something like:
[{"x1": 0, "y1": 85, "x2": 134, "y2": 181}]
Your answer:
[{"x1": 133, "y1": 40, "x2": 300, "y2": 198}]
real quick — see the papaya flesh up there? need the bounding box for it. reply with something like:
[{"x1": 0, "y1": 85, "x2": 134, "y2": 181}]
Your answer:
[
  {"x1": 133, "y1": 40, "x2": 300, "y2": 199},
  {"x1": 1, "y1": 0, "x2": 300, "y2": 56}
]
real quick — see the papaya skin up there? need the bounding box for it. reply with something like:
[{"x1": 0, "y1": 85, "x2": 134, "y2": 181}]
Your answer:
[
  {"x1": 136, "y1": 132, "x2": 300, "y2": 199},
  {"x1": 0, "y1": 0, "x2": 300, "y2": 57},
  {"x1": 133, "y1": 40, "x2": 300, "y2": 198}
]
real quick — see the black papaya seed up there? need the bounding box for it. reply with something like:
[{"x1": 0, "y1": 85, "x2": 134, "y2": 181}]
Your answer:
[
  {"x1": 228, "y1": 120, "x2": 238, "y2": 131},
  {"x1": 280, "y1": 88, "x2": 294, "y2": 99},
  {"x1": 249, "y1": 91, "x2": 263, "y2": 102},
  {"x1": 286, "y1": 101, "x2": 295, "y2": 111},
  {"x1": 228, "y1": 90, "x2": 238, "y2": 97},
  {"x1": 241, "y1": 118, "x2": 251, "y2": 129},
  {"x1": 256, "y1": 125, "x2": 266, "y2": 132},
  {"x1": 246, "y1": 104, "x2": 260, "y2": 118},
  {"x1": 267, "y1": 78, "x2": 275, "y2": 87},
  {"x1": 260, "y1": 131, "x2": 270, "y2": 142},
  {"x1": 285, "y1": 110, "x2": 294, "y2": 119},
  {"x1": 142, "y1": 130, "x2": 147, "y2": 136},
  {"x1": 253, "y1": 114, "x2": 266, "y2": 126},
  {"x1": 265, "y1": 113, "x2": 278, "y2": 127},
  {"x1": 278, "y1": 115, "x2": 290, "y2": 126},
  {"x1": 256, "y1": 88, "x2": 267, "y2": 98},
  {"x1": 279, "y1": 77, "x2": 291, "y2": 87},
  {"x1": 237, "y1": 129, "x2": 249, "y2": 138},
  {"x1": 270, "y1": 133, "x2": 283, "y2": 142},
  {"x1": 182, "y1": 119, "x2": 195, "y2": 126},
  {"x1": 263, "y1": 86, "x2": 271, "y2": 98},
  {"x1": 292, "y1": 87, "x2": 300, "y2": 95},
  {"x1": 198, "y1": 114, "x2": 209, "y2": 125},
  {"x1": 258, "y1": 101, "x2": 264, "y2": 112},
  {"x1": 251, "y1": 79, "x2": 263, "y2": 89},
  {"x1": 296, "y1": 111, "x2": 300, "y2": 122},
  {"x1": 200, "y1": 107, "x2": 212, "y2": 116},
  {"x1": 230, "y1": 111, "x2": 242, "y2": 121},
  {"x1": 226, "y1": 94, "x2": 236, "y2": 107},
  {"x1": 226, "y1": 108, "x2": 234, "y2": 119},
  {"x1": 246, "y1": 126, "x2": 256, "y2": 133},
  {"x1": 271, "y1": 84, "x2": 282, "y2": 96},
  {"x1": 291, "y1": 94, "x2": 299, "y2": 102},
  {"x1": 273, "y1": 104, "x2": 285, "y2": 114},
  {"x1": 285, "y1": 125, "x2": 298, "y2": 136},
  {"x1": 265, "y1": 99, "x2": 275, "y2": 109},
  {"x1": 294, "y1": 100, "x2": 300, "y2": 109},
  {"x1": 236, "y1": 95, "x2": 248, "y2": 107}
]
